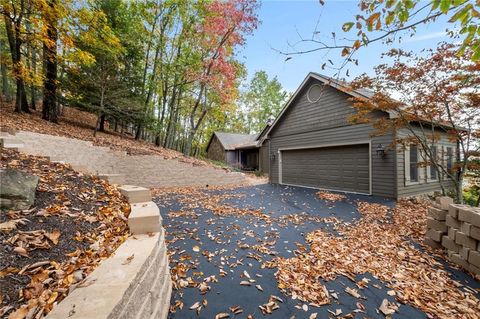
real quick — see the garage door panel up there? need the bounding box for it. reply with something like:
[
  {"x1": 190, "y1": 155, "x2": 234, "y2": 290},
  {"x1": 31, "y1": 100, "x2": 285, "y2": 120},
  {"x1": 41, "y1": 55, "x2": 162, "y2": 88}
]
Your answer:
[{"x1": 281, "y1": 144, "x2": 370, "y2": 194}]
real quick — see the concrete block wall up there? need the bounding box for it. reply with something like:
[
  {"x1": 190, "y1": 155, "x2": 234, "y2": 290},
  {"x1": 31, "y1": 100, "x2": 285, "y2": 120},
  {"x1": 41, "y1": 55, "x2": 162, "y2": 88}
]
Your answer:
[
  {"x1": 425, "y1": 197, "x2": 480, "y2": 276},
  {"x1": 46, "y1": 184, "x2": 172, "y2": 319}
]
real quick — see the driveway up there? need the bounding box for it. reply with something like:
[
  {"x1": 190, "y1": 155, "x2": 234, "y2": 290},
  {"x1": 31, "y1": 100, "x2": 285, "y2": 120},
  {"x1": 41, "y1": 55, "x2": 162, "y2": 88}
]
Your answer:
[{"x1": 154, "y1": 184, "x2": 480, "y2": 319}]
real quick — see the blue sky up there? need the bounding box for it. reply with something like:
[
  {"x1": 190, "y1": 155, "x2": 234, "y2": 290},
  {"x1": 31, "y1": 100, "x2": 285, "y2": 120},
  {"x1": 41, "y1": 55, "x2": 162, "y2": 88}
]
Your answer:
[{"x1": 239, "y1": 0, "x2": 453, "y2": 92}]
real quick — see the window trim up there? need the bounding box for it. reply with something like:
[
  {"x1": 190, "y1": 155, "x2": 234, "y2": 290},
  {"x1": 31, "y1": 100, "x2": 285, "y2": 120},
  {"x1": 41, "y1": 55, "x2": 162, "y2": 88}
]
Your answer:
[
  {"x1": 405, "y1": 144, "x2": 422, "y2": 186},
  {"x1": 427, "y1": 145, "x2": 438, "y2": 183}
]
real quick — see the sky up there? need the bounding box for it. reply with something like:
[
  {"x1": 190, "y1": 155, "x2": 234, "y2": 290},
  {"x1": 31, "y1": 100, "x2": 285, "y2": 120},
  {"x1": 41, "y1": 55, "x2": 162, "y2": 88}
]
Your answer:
[{"x1": 239, "y1": 0, "x2": 453, "y2": 92}]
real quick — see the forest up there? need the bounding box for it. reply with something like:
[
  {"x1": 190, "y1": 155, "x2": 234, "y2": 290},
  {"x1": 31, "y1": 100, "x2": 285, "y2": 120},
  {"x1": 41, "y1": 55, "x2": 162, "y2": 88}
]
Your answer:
[{"x1": 0, "y1": 0, "x2": 288, "y2": 156}]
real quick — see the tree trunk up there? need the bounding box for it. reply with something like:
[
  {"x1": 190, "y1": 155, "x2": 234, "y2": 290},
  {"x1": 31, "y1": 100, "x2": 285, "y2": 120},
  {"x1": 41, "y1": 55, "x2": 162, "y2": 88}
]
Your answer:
[
  {"x1": 135, "y1": 124, "x2": 142, "y2": 140},
  {"x1": 0, "y1": 39, "x2": 11, "y2": 102},
  {"x1": 42, "y1": 0, "x2": 58, "y2": 123},
  {"x1": 4, "y1": 12, "x2": 29, "y2": 113},
  {"x1": 99, "y1": 113, "x2": 106, "y2": 132}
]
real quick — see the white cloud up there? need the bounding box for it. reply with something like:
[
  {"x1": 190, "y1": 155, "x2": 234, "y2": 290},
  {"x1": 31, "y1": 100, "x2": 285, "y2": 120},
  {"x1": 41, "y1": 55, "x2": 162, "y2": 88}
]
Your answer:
[{"x1": 404, "y1": 31, "x2": 448, "y2": 43}]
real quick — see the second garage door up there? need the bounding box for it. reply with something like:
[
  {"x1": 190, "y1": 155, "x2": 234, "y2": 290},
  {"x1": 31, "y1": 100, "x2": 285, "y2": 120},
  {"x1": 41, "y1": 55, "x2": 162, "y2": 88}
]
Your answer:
[{"x1": 280, "y1": 144, "x2": 370, "y2": 194}]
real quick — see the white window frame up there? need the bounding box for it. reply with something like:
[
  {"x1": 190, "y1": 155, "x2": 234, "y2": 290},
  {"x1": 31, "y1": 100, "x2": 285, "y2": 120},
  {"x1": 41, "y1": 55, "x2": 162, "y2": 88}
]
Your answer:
[
  {"x1": 405, "y1": 144, "x2": 422, "y2": 186},
  {"x1": 427, "y1": 145, "x2": 439, "y2": 183}
]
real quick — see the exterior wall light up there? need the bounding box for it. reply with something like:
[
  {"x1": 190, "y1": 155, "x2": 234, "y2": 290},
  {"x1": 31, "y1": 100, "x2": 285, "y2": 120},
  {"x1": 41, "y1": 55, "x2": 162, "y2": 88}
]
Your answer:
[
  {"x1": 270, "y1": 153, "x2": 276, "y2": 161},
  {"x1": 376, "y1": 144, "x2": 386, "y2": 158}
]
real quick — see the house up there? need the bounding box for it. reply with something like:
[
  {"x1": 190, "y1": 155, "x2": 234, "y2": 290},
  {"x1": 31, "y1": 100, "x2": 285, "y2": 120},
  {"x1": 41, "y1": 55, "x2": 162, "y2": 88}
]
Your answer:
[
  {"x1": 206, "y1": 132, "x2": 260, "y2": 170},
  {"x1": 256, "y1": 72, "x2": 457, "y2": 199}
]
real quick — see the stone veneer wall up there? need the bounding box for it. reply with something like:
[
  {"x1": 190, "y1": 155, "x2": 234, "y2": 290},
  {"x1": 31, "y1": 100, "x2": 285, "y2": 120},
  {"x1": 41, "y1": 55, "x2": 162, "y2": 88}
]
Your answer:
[{"x1": 425, "y1": 197, "x2": 480, "y2": 276}]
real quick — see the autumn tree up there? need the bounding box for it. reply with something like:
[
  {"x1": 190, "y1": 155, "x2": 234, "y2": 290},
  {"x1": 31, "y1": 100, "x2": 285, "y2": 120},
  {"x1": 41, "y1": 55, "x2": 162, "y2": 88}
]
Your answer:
[
  {"x1": 350, "y1": 44, "x2": 480, "y2": 202},
  {"x1": 1, "y1": 0, "x2": 30, "y2": 112},
  {"x1": 183, "y1": 0, "x2": 259, "y2": 156},
  {"x1": 64, "y1": 0, "x2": 144, "y2": 135},
  {"x1": 241, "y1": 70, "x2": 287, "y2": 134}
]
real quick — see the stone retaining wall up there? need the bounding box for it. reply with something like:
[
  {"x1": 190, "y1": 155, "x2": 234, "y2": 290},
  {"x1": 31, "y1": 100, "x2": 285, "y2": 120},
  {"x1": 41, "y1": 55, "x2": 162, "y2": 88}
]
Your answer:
[
  {"x1": 46, "y1": 184, "x2": 172, "y2": 319},
  {"x1": 425, "y1": 197, "x2": 480, "y2": 276}
]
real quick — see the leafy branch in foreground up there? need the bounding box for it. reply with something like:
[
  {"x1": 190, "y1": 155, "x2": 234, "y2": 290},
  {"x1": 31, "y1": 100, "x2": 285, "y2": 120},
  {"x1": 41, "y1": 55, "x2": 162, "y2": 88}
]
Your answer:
[
  {"x1": 280, "y1": 0, "x2": 479, "y2": 63},
  {"x1": 349, "y1": 43, "x2": 480, "y2": 202}
]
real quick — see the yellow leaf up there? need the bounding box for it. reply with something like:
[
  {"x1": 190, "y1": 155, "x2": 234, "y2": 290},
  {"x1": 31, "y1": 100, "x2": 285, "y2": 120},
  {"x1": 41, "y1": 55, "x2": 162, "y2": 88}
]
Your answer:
[{"x1": 47, "y1": 291, "x2": 58, "y2": 304}]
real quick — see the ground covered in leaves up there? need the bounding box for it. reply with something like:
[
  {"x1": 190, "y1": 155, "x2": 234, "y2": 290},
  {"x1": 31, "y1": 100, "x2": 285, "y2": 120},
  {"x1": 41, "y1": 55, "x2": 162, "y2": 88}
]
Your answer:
[
  {"x1": 155, "y1": 184, "x2": 480, "y2": 319},
  {"x1": 0, "y1": 103, "x2": 220, "y2": 167},
  {"x1": 0, "y1": 148, "x2": 130, "y2": 319}
]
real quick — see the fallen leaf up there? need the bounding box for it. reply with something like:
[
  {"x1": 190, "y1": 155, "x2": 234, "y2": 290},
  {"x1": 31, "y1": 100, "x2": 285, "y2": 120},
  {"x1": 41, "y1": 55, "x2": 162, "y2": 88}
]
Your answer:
[
  {"x1": 345, "y1": 287, "x2": 361, "y2": 299},
  {"x1": 122, "y1": 254, "x2": 135, "y2": 265},
  {"x1": 14, "y1": 247, "x2": 28, "y2": 257},
  {"x1": 189, "y1": 301, "x2": 200, "y2": 310},
  {"x1": 7, "y1": 306, "x2": 28, "y2": 319},
  {"x1": 46, "y1": 230, "x2": 61, "y2": 245},
  {"x1": 215, "y1": 313, "x2": 230, "y2": 319},
  {"x1": 47, "y1": 291, "x2": 58, "y2": 304},
  {"x1": 379, "y1": 299, "x2": 398, "y2": 315},
  {"x1": 192, "y1": 246, "x2": 200, "y2": 252}
]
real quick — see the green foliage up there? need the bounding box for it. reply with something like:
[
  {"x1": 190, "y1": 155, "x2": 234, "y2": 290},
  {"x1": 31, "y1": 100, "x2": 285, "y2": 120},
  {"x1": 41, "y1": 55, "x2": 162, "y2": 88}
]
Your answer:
[
  {"x1": 63, "y1": 0, "x2": 144, "y2": 124},
  {"x1": 463, "y1": 186, "x2": 479, "y2": 207},
  {"x1": 241, "y1": 70, "x2": 288, "y2": 134}
]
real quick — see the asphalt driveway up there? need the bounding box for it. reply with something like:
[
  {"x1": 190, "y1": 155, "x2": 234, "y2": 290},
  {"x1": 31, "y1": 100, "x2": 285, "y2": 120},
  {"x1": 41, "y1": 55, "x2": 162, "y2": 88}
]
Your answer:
[{"x1": 155, "y1": 184, "x2": 480, "y2": 319}]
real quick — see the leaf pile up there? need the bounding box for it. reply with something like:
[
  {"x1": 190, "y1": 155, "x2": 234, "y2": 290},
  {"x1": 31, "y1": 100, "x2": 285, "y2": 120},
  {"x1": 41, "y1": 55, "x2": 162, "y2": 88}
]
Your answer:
[
  {"x1": 316, "y1": 191, "x2": 347, "y2": 202},
  {"x1": 0, "y1": 148, "x2": 130, "y2": 318},
  {"x1": 269, "y1": 200, "x2": 480, "y2": 318}
]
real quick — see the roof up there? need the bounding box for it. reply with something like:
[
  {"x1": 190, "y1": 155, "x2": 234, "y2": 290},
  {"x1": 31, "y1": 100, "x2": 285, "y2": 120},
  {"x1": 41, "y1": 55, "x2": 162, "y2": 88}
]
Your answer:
[
  {"x1": 207, "y1": 132, "x2": 258, "y2": 151},
  {"x1": 261, "y1": 72, "x2": 464, "y2": 139},
  {"x1": 261, "y1": 72, "x2": 376, "y2": 140}
]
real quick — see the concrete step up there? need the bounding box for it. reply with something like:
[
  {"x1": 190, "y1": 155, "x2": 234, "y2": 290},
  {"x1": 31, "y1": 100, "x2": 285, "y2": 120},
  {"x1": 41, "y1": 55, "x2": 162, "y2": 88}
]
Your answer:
[
  {"x1": 128, "y1": 201, "x2": 162, "y2": 235},
  {"x1": 118, "y1": 185, "x2": 152, "y2": 203}
]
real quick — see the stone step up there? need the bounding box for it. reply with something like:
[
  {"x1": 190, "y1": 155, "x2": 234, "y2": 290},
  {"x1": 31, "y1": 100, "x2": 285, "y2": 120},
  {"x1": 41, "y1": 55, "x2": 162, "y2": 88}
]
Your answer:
[
  {"x1": 128, "y1": 201, "x2": 162, "y2": 235},
  {"x1": 118, "y1": 185, "x2": 152, "y2": 203},
  {"x1": 0, "y1": 137, "x2": 25, "y2": 149}
]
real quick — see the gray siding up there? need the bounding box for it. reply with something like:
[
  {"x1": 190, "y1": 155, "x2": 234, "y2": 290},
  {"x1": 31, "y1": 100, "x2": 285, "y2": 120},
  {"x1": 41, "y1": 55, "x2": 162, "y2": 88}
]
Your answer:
[
  {"x1": 259, "y1": 141, "x2": 270, "y2": 174},
  {"x1": 269, "y1": 78, "x2": 396, "y2": 198},
  {"x1": 396, "y1": 126, "x2": 456, "y2": 198},
  {"x1": 226, "y1": 151, "x2": 238, "y2": 167}
]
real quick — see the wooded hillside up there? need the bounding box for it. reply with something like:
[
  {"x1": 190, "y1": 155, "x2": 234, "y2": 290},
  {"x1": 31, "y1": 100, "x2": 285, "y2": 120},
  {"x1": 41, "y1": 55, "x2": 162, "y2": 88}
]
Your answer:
[{"x1": 0, "y1": 0, "x2": 287, "y2": 156}]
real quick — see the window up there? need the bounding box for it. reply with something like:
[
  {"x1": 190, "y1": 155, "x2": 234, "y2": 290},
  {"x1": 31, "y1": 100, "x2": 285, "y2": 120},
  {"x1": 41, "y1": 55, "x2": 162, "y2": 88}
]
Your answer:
[
  {"x1": 410, "y1": 145, "x2": 418, "y2": 182},
  {"x1": 430, "y1": 146, "x2": 438, "y2": 180},
  {"x1": 446, "y1": 147, "x2": 453, "y2": 172}
]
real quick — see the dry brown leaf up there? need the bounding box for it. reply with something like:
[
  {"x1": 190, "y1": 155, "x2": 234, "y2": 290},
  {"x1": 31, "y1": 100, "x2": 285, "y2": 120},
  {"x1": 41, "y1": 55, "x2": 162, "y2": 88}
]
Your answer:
[
  {"x1": 345, "y1": 287, "x2": 361, "y2": 299},
  {"x1": 215, "y1": 312, "x2": 230, "y2": 319},
  {"x1": 14, "y1": 246, "x2": 28, "y2": 257},
  {"x1": 0, "y1": 219, "x2": 28, "y2": 233},
  {"x1": 45, "y1": 230, "x2": 61, "y2": 245},
  {"x1": 379, "y1": 299, "x2": 397, "y2": 316},
  {"x1": 122, "y1": 254, "x2": 135, "y2": 265},
  {"x1": 7, "y1": 306, "x2": 28, "y2": 319}
]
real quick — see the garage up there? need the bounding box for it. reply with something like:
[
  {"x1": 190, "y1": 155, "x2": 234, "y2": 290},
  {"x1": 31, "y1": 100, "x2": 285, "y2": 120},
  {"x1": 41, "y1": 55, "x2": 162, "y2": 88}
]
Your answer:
[{"x1": 279, "y1": 143, "x2": 371, "y2": 194}]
